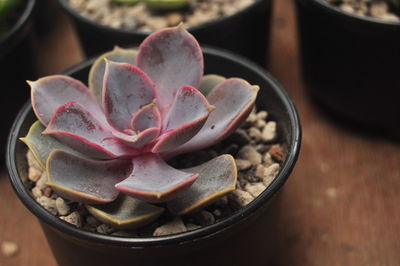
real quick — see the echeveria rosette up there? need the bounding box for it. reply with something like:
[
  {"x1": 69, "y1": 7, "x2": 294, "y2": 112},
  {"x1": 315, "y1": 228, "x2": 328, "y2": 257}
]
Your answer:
[{"x1": 23, "y1": 25, "x2": 259, "y2": 229}]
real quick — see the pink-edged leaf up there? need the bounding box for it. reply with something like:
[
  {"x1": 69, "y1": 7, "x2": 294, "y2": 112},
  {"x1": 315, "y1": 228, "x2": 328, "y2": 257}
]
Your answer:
[
  {"x1": 112, "y1": 128, "x2": 160, "y2": 148},
  {"x1": 103, "y1": 61, "x2": 156, "y2": 131},
  {"x1": 115, "y1": 153, "x2": 198, "y2": 203},
  {"x1": 131, "y1": 102, "x2": 161, "y2": 131},
  {"x1": 137, "y1": 25, "x2": 203, "y2": 115},
  {"x1": 167, "y1": 154, "x2": 237, "y2": 215},
  {"x1": 152, "y1": 86, "x2": 215, "y2": 153},
  {"x1": 47, "y1": 150, "x2": 131, "y2": 204},
  {"x1": 89, "y1": 47, "x2": 138, "y2": 105},
  {"x1": 86, "y1": 194, "x2": 164, "y2": 229},
  {"x1": 29, "y1": 75, "x2": 105, "y2": 126},
  {"x1": 44, "y1": 102, "x2": 135, "y2": 159},
  {"x1": 166, "y1": 78, "x2": 259, "y2": 157}
]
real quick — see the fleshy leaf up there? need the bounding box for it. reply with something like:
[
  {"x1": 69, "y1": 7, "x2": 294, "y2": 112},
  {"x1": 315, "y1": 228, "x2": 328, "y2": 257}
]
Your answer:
[
  {"x1": 29, "y1": 75, "x2": 105, "y2": 126},
  {"x1": 166, "y1": 78, "x2": 259, "y2": 157},
  {"x1": 20, "y1": 121, "x2": 77, "y2": 169},
  {"x1": 86, "y1": 194, "x2": 164, "y2": 229},
  {"x1": 112, "y1": 128, "x2": 160, "y2": 148},
  {"x1": 152, "y1": 86, "x2": 214, "y2": 153},
  {"x1": 137, "y1": 25, "x2": 203, "y2": 115},
  {"x1": 47, "y1": 150, "x2": 131, "y2": 204},
  {"x1": 103, "y1": 61, "x2": 156, "y2": 131},
  {"x1": 167, "y1": 154, "x2": 237, "y2": 215},
  {"x1": 44, "y1": 102, "x2": 135, "y2": 159},
  {"x1": 199, "y1": 74, "x2": 226, "y2": 96},
  {"x1": 131, "y1": 102, "x2": 161, "y2": 131},
  {"x1": 115, "y1": 153, "x2": 198, "y2": 203},
  {"x1": 89, "y1": 46, "x2": 138, "y2": 104}
]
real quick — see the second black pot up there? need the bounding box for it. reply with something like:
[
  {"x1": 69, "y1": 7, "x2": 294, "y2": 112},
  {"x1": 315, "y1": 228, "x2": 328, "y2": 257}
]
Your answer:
[
  {"x1": 7, "y1": 47, "x2": 301, "y2": 266},
  {"x1": 0, "y1": 0, "x2": 36, "y2": 159},
  {"x1": 296, "y1": 0, "x2": 400, "y2": 138},
  {"x1": 58, "y1": 0, "x2": 272, "y2": 66}
]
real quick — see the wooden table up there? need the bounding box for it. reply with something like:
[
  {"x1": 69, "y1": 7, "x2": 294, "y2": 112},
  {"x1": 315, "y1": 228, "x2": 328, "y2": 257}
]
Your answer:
[{"x1": 1, "y1": 0, "x2": 399, "y2": 265}]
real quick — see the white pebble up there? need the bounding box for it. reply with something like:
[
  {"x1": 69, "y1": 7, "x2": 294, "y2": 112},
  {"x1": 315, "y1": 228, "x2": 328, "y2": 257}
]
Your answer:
[
  {"x1": 235, "y1": 159, "x2": 252, "y2": 171},
  {"x1": 61, "y1": 211, "x2": 82, "y2": 227},
  {"x1": 153, "y1": 217, "x2": 187, "y2": 236},
  {"x1": 37, "y1": 196, "x2": 57, "y2": 215},
  {"x1": 237, "y1": 145, "x2": 262, "y2": 165},
  {"x1": 244, "y1": 183, "x2": 266, "y2": 198},
  {"x1": 229, "y1": 189, "x2": 254, "y2": 207},
  {"x1": 262, "y1": 121, "x2": 277, "y2": 142},
  {"x1": 1, "y1": 241, "x2": 19, "y2": 257},
  {"x1": 56, "y1": 197, "x2": 70, "y2": 216}
]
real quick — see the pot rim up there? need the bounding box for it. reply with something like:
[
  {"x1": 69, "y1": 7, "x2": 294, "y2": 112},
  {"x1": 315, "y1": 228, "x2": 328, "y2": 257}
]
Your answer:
[
  {"x1": 6, "y1": 46, "x2": 301, "y2": 248},
  {"x1": 299, "y1": 0, "x2": 400, "y2": 27},
  {"x1": 58, "y1": 0, "x2": 268, "y2": 35},
  {"x1": 0, "y1": 0, "x2": 36, "y2": 46}
]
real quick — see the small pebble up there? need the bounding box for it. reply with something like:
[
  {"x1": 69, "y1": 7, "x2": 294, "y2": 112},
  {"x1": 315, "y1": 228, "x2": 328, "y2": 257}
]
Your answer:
[
  {"x1": 60, "y1": 211, "x2": 82, "y2": 227},
  {"x1": 36, "y1": 172, "x2": 48, "y2": 190},
  {"x1": 255, "y1": 119, "x2": 267, "y2": 129},
  {"x1": 28, "y1": 166, "x2": 42, "y2": 182},
  {"x1": 153, "y1": 217, "x2": 187, "y2": 236},
  {"x1": 262, "y1": 163, "x2": 281, "y2": 186},
  {"x1": 269, "y1": 144, "x2": 284, "y2": 162},
  {"x1": 256, "y1": 110, "x2": 268, "y2": 120},
  {"x1": 37, "y1": 196, "x2": 57, "y2": 215},
  {"x1": 1, "y1": 241, "x2": 19, "y2": 257},
  {"x1": 262, "y1": 152, "x2": 274, "y2": 166},
  {"x1": 229, "y1": 189, "x2": 254, "y2": 207},
  {"x1": 244, "y1": 183, "x2": 266, "y2": 198},
  {"x1": 56, "y1": 197, "x2": 70, "y2": 216},
  {"x1": 262, "y1": 121, "x2": 277, "y2": 142},
  {"x1": 97, "y1": 224, "x2": 116, "y2": 234},
  {"x1": 111, "y1": 230, "x2": 137, "y2": 237},
  {"x1": 237, "y1": 145, "x2": 262, "y2": 165},
  {"x1": 248, "y1": 127, "x2": 262, "y2": 141},
  {"x1": 235, "y1": 159, "x2": 252, "y2": 171},
  {"x1": 193, "y1": 211, "x2": 215, "y2": 226},
  {"x1": 31, "y1": 186, "x2": 43, "y2": 198},
  {"x1": 43, "y1": 187, "x2": 53, "y2": 198}
]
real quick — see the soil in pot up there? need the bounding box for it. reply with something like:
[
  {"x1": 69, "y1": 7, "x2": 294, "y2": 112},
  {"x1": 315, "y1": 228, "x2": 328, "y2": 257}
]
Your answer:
[
  {"x1": 67, "y1": 0, "x2": 256, "y2": 32},
  {"x1": 325, "y1": 0, "x2": 400, "y2": 20},
  {"x1": 26, "y1": 107, "x2": 285, "y2": 236}
]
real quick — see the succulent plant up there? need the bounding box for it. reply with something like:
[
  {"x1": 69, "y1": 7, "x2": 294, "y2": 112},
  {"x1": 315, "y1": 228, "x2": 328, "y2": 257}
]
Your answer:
[{"x1": 22, "y1": 25, "x2": 259, "y2": 229}]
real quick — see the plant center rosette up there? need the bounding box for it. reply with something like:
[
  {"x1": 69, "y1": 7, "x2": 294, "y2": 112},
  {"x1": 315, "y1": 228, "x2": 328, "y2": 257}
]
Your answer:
[{"x1": 22, "y1": 25, "x2": 259, "y2": 229}]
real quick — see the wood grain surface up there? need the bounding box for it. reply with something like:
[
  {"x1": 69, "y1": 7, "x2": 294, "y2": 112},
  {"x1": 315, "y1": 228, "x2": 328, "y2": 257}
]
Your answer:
[{"x1": 1, "y1": 0, "x2": 399, "y2": 265}]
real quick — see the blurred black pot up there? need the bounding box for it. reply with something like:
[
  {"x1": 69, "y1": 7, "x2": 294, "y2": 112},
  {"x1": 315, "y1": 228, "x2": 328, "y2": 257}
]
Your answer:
[
  {"x1": 7, "y1": 47, "x2": 301, "y2": 266},
  {"x1": 296, "y1": 0, "x2": 400, "y2": 138},
  {"x1": 0, "y1": 0, "x2": 36, "y2": 159},
  {"x1": 58, "y1": 0, "x2": 272, "y2": 66}
]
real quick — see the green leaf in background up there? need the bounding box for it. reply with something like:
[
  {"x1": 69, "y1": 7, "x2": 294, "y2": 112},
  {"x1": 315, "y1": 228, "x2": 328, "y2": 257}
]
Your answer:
[{"x1": 0, "y1": 0, "x2": 22, "y2": 20}]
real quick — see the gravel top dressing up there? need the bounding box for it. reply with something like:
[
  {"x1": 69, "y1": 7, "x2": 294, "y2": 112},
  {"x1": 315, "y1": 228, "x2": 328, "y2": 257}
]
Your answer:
[
  {"x1": 67, "y1": 0, "x2": 255, "y2": 31},
  {"x1": 324, "y1": 0, "x2": 400, "y2": 21},
  {"x1": 26, "y1": 107, "x2": 286, "y2": 237}
]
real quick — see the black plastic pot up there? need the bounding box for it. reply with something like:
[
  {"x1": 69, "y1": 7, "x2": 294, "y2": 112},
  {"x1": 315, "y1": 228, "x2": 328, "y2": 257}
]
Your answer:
[
  {"x1": 0, "y1": 0, "x2": 36, "y2": 158},
  {"x1": 7, "y1": 47, "x2": 301, "y2": 266},
  {"x1": 296, "y1": 0, "x2": 400, "y2": 138},
  {"x1": 58, "y1": 0, "x2": 272, "y2": 66}
]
